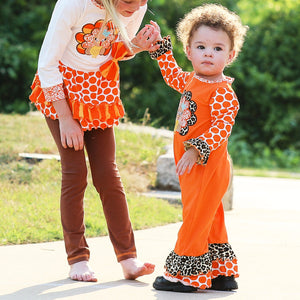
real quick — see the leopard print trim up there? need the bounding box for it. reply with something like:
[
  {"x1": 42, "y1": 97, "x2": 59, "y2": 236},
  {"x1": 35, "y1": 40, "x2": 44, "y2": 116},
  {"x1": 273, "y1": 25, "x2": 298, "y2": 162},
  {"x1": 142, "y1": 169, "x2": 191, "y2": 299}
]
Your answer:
[
  {"x1": 165, "y1": 250, "x2": 212, "y2": 276},
  {"x1": 149, "y1": 36, "x2": 172, "y2": 59},
  {"x1": 184, "y1": 138, "x2": 211, "y2": 165},
  {"x1": 209, "y1": 243, "x2": 236, "y2": 261}
]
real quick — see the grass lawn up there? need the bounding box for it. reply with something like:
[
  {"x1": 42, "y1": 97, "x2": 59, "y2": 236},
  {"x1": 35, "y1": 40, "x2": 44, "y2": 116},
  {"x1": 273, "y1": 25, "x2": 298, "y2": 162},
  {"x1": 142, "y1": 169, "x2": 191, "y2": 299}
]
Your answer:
[
  {"x1": 1, "y1": 113, "x2": 299, "y2": 245},
  {"x1": 0, "y1": 113, "x2": 182, "y2": 245}
]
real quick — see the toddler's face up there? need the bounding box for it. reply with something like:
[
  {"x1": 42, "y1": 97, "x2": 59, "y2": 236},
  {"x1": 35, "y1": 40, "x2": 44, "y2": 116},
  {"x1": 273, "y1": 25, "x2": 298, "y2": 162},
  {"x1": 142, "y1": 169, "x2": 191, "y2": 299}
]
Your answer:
[
  {"x1": 186, "y1": 25, "x2": 235, "y2": 81},
  {"x1": 116, "y1": 0, "x2": 148, "y2": 17}
]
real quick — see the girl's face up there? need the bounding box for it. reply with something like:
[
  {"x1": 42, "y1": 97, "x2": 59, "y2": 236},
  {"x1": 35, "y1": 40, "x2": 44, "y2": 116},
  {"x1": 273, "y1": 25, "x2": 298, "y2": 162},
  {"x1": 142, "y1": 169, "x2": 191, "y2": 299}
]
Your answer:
[
  {"x1": 116, "y1": 0, "x2": 148, "y2": 17},
  {"x1": 186, "y1": 25, "x2": 235, "y2": 81}
]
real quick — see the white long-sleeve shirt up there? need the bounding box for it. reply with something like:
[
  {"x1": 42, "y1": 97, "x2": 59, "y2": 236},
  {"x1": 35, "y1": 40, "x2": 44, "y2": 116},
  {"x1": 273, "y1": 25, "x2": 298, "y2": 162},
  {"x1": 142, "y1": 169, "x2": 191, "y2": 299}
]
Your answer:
[{"x1": 38, "y1": 0, "x2": 147, "y2": 89}]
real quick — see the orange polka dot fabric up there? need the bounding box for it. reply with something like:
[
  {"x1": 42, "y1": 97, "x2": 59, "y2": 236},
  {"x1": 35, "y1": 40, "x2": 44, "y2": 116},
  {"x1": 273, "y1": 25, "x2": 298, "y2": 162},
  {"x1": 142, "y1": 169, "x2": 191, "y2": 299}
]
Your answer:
[
  {"x1": 200, "y1": 86, "x2": 238, "y2": 151},
  {"x1": 29, "y1": 62, "x2": 124, "y2": 131},
  {"x1": 211, "y1": 258, "x2": 239, "y2": 278},
  {"x1": 164, "y1": 270, "x2": 212, "y2": 290},
  {"x1": 158, "y1": 52, "x2": 190, "y2": 94}
]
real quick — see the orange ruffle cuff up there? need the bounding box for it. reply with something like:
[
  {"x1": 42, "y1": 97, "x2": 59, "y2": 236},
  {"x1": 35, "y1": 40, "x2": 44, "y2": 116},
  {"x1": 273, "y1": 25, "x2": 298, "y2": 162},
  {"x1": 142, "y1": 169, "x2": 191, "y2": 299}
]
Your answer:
[
  {"x1": 211, "y1": 258, "x2": 239, "y2": 279},
  {"x1": 29, "y1": 63, "x2": 125, "y2": 131},
  {"x1": 164, "y1": 257, "x2": 238, "y2": 290},
  {"x1": 163, "y1": 243, "x2": 239, "y2": 290},
  {"x1": 164, "y1": 270, "x2": 213, "y2": 290}
]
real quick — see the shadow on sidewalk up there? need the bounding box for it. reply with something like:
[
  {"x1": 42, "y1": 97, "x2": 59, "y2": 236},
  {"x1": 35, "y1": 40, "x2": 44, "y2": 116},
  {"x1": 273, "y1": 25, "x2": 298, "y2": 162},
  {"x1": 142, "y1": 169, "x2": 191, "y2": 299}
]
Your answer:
[
  {"x1": 152, "y1": 289, "x2": 237, "y2": 300},
  {"x1": 0, "y1": 278, "x2": 149, "y2": 299}
]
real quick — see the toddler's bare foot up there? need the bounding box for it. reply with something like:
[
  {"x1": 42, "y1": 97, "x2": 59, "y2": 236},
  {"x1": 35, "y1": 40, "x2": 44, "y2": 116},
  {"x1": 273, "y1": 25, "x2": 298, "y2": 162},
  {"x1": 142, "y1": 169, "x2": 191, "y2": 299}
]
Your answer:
[
  {"x1": 120, "y1": 258, "x2": 155, "y2": 280},
  {"x1": 69, "y1": 261, "x2": 97, "y2": 282}
]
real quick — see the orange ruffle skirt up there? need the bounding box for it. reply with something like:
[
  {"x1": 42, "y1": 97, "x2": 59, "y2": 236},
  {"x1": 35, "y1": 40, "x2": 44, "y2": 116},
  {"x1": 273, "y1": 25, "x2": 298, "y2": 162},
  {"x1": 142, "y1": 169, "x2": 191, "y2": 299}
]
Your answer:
[{"x1": 29, "y1": 62, "x2": 125, "y2": 131}]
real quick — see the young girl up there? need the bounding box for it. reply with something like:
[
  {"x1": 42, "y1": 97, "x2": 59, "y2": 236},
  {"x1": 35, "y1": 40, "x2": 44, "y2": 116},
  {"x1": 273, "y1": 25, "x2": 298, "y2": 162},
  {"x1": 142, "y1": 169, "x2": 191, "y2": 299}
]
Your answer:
[
  {"x1": 149, "y1": 4, "x2": 248, "y2": 292},
  {"x1": 29, "y1": 0, "x2": 159, "y2": 282}
]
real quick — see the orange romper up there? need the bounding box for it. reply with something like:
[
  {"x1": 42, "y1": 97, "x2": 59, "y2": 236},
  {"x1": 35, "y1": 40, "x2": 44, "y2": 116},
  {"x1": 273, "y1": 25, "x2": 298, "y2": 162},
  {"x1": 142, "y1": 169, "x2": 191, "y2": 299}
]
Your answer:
[{"x1": 151, "y1": 39, "x2": 239, "y2": 289}]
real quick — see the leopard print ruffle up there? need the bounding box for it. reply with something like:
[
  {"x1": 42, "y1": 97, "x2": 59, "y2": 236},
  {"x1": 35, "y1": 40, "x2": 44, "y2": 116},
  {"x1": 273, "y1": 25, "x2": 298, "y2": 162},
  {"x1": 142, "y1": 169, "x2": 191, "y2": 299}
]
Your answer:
[
  {"x1": 209, "y1": 243, "x2": 237, "y2": 261},
  {"x1": 165, "y1": 250, "x2": 212, "y2": 276},
  {"x1": 149, "y1": 36, "x2": 172, "y2": 59},
  {"x1": 184, "y1": 138, "x2": 211, "y2": 165}
]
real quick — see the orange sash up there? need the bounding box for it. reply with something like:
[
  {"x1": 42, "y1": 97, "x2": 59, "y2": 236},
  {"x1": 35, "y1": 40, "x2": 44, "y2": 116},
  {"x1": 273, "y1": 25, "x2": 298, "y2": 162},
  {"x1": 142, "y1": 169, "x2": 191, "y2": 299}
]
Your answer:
[{"x1": 99, "y1": 42, "x2": 128, "y2": 81}]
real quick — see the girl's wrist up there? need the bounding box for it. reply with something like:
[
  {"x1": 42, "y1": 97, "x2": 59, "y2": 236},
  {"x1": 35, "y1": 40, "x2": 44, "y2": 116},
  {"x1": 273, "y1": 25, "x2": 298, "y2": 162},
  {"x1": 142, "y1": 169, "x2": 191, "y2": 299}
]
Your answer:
[
  {"x1": 52, "y1": 98, "x2": 73, "y2": 121},
  {"x1": 128, "y1": 43, "x2": 141, "y2": 55}
]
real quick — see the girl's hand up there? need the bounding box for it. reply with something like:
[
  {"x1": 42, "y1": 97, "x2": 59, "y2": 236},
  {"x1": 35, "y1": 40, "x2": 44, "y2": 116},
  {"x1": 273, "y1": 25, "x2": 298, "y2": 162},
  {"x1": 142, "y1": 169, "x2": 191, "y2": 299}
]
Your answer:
[
  {"x1": 131, "y1": 20, "x2": 162, "y2": 53},
  {"x1": 176, "y1": 147, "x2": 199, "y2": 176},
  {"x1": 59, "y1": 116, "x2": 84, "y2": 151},
  {"x1": 52, "y1": 99, "x2": 84, "y2": 151}
]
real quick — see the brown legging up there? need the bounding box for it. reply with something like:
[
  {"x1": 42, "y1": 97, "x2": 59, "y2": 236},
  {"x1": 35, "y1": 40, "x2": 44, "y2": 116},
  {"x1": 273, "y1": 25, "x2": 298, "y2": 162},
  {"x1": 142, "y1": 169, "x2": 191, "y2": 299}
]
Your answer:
[{"x1": 46, "y1": 117, "x2": 136, "y2": 265}]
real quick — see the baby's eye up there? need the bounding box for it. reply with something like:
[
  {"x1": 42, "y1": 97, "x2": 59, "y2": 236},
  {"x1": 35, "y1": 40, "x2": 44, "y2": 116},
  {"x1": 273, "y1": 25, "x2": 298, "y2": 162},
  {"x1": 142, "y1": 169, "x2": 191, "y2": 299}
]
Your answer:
[
  {"x1": 197, "y1": 45, "x2": 205, "y2": 50},
  {"x1": 214, "y1": 47, "x2": 223, "y2": 51}
]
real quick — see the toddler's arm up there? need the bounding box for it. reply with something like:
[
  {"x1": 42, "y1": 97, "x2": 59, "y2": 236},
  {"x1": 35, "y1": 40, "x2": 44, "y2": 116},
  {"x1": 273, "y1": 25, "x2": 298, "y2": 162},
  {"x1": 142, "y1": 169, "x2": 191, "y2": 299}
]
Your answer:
[{"x1": 148, "y1": 23, "x2": 190, "y2": 94}]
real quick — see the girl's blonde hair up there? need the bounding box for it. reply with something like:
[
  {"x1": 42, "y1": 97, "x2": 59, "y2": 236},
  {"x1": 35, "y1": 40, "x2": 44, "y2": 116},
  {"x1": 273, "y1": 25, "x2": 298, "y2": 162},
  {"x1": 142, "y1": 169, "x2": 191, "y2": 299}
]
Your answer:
[
  {"x1": 177, "y1": 4, "x2": 248, "y2": 62},
  {"x1": 101, "y1": 0, "x2": 132, "y2": 49}
]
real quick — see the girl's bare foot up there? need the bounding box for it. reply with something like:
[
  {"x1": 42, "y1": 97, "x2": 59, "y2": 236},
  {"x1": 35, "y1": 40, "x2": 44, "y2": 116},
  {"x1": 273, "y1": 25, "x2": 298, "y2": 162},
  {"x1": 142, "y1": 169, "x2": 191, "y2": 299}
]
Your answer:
[
  {"x1": 69, "y1": 261, "x2": 97, "y2": 282},
  {"x1": 120, "y1": 258, "x2": 155, "y2": 280}
]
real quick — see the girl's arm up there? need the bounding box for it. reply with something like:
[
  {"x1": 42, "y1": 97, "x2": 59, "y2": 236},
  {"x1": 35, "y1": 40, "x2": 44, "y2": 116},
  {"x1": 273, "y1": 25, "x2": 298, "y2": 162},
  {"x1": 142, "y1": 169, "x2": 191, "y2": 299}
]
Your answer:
[
  {"x1": 38, "y1": 0, "x2": 84, "y2": 150},
  {"x1": 121, "y1": 4, "x2": 159, "y2": 57},
  {"x1": 128, "y1": 25, "x2": 161, "y2": 55},
  {"x1": 124, "y1": 3, "x2": 148, "y2": 40},
  {"x1": 184, "y1": 86, "x2": 239, "y2": 165},
  {"x1": 38, "y1": 0, "x2": 82, "y2": 89}
]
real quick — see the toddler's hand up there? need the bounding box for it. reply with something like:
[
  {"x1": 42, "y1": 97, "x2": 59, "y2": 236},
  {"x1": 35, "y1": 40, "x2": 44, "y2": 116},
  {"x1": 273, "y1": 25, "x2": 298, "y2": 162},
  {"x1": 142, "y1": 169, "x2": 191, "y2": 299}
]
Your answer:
[
  {"x1": 176, "y1": 147, "x2": 199, "y2": 176},
  {"x1": 149, "y1": 20, "x2": 162, "y2": 41}
]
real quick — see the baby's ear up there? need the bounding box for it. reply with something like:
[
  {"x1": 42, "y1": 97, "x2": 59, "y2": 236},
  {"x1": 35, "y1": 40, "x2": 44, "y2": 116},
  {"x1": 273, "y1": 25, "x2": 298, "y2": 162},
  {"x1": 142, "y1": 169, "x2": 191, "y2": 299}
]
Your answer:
[
  {"x1": 227, "y1": 50, "x2": 236, "y2": 64},
  {"x1": 186, "y1": 45, "x2": 192, "y2": 61}
]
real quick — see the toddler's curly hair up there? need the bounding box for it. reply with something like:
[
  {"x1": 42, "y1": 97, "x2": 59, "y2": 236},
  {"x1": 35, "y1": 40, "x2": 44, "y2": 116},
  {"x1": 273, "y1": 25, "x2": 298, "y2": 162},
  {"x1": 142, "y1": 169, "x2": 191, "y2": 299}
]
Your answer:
[{"x1": 177, "y1": 4, "x2": 248, "y2": 62}]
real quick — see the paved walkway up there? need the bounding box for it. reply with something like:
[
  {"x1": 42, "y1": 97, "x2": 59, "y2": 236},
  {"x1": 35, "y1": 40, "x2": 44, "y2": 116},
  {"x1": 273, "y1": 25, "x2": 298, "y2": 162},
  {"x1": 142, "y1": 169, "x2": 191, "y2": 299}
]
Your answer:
[{"x1": 1, "y1": 176, "x2": 300, "y2": 300}]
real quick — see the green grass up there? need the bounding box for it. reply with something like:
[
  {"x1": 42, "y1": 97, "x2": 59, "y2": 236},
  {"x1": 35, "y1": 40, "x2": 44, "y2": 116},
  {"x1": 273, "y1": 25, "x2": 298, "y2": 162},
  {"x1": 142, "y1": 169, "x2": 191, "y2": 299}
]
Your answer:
[
  {"x1": 234, "y1": 167, "x2": 300, "y2": 179},
  {"x1": 1, "y1": 113, "x2": 299, "y2": 245},
  {"x1": 0, "y1": 113, "x2": 182, "y2": 245}
]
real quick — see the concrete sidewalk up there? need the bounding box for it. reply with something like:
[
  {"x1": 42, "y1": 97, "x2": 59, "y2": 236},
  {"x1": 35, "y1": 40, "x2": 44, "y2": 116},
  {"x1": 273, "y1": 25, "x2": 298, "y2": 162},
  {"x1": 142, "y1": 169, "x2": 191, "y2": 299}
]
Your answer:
[{"x1": 1, "y1": 176, "x2": 300, "y2": 300}]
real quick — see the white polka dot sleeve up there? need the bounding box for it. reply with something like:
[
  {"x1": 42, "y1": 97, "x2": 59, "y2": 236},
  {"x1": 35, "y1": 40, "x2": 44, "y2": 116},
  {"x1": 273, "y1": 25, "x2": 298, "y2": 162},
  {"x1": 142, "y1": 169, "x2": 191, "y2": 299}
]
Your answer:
[{"x1": 184, "y1": 87, "x2": 239, "y2": 164}]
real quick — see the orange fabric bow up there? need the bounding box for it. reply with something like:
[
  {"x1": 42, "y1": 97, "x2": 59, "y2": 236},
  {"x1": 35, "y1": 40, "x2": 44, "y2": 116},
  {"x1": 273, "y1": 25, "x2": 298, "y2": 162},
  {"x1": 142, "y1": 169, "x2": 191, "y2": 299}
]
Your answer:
[{"x1": 100, "y1": 42, "x2": 128, "y2": 81}]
